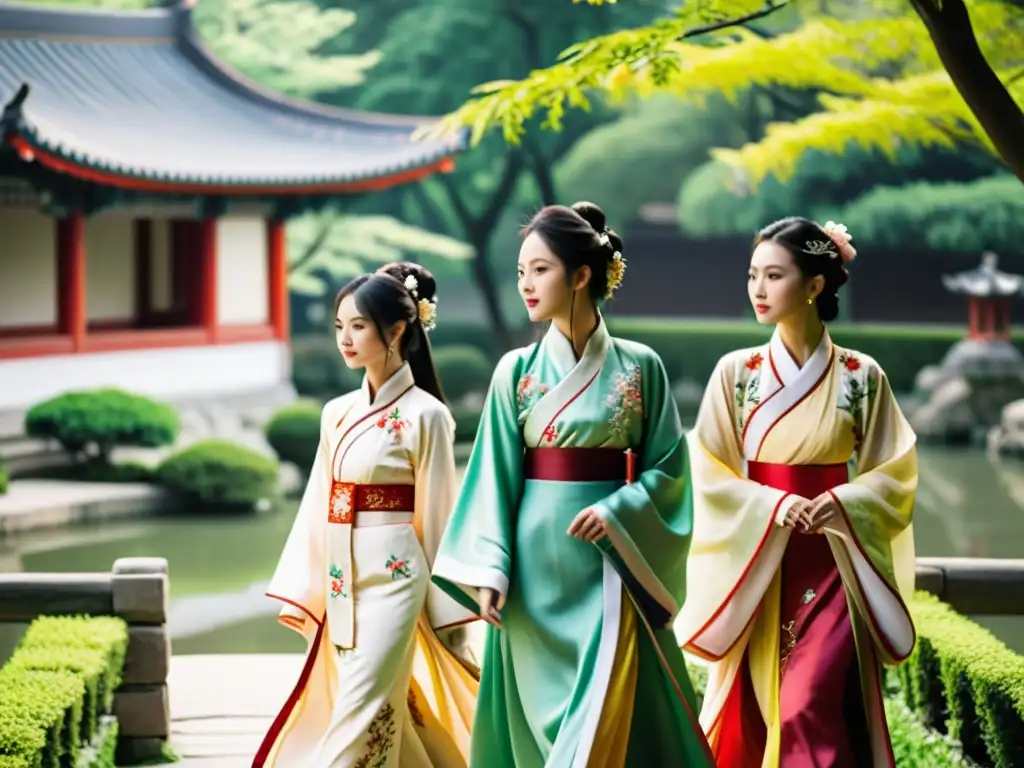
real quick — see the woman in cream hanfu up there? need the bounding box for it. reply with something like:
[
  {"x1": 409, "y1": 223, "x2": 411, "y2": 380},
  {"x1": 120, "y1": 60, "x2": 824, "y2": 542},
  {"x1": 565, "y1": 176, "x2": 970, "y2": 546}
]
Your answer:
[
  {"x1": 253, "y1": 263, "x2": 479, "y2": 768},
  {"x1": 676, "y1": 217, "x2": 918, "y2": 768},
  {"x1": 431, "y1": 202, "x2": 714, "y2": 768}
]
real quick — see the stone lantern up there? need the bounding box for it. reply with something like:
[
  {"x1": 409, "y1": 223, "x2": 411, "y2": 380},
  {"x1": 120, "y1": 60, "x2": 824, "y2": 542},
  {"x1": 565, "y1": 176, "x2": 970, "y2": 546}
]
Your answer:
[{"x1": 942, "y1": 252, "x2": 1022, "y2": 341}]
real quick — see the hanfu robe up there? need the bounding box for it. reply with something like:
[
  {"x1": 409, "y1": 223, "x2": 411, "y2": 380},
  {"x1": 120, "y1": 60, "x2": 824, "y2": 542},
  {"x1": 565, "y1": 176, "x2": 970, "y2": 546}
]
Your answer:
[
  {"x1": 675, "y1": 328, "x2": 917, "y2": 768},
  {"x1": 254, "y1": 363, "x2": 480, "y2": 768},
  {"x1": 431, "y1": 316, "x2": 714, "y2": 768}
]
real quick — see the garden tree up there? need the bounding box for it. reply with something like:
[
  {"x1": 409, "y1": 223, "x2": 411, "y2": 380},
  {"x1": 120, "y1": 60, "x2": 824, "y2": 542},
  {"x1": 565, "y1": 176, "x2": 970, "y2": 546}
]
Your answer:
[
  {"x1": 427, "y1": 0, "x2": 1024, "y2": 187},
  {"x1": 286, "y1": 212, "x2": 472, "y2": 299},
  {"x1": 346, "y1": 0, "x2": 668, "y2": 347},
  {"x1": 677, "y1": 143, "x2": 1005, "y2": 238}
]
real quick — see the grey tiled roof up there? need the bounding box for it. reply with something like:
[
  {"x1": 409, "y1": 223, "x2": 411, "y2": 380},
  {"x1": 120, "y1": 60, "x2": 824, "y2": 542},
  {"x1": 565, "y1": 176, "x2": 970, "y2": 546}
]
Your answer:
[
  {"x1": 943, "y1": 252, "x2": 1024, "y2": 297},
  {"x1": 0, "y1": 1, "x2": 466, "y2": 190}
]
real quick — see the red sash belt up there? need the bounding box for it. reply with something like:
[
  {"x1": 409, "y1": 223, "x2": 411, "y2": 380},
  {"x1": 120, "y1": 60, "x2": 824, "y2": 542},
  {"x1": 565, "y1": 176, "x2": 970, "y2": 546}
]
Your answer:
[
  {"x1": 523, "y1": 448, "x2": 637, "y2": 483},
  {"x1": 328, "y1": 481, "x2": 415, "y2": 524},
  {"x1": 747, "y1": 461, "x2": 848, "y2": 498}
]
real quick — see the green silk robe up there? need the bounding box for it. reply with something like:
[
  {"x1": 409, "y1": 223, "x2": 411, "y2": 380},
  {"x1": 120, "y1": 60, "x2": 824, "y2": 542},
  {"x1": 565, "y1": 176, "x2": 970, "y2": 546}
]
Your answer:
[{"x1": 431, "y1": 316, "x2": 714, "y2": 768}]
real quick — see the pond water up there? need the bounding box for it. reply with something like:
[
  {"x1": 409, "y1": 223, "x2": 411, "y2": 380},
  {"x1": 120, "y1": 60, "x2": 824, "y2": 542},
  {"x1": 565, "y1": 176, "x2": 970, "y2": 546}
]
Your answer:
[{"x1": 1, "y1": 446, "x2": 1023, "y2": 656}]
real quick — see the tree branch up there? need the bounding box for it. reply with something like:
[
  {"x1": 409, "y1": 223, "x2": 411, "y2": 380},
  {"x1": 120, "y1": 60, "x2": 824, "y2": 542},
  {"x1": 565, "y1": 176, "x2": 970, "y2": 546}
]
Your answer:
[
  {"x1": 523, "y1": 136, "x2": 557, "y2": 206},
  {"x1": 911, "y1": 0, "x2": 1024, "y2": 183},
  {"x1": 288, "y1": 217, "x2": 335, "y2": 273},
  {"x1": 675, "y1": 1, "x2": 791, "y2": 42}
]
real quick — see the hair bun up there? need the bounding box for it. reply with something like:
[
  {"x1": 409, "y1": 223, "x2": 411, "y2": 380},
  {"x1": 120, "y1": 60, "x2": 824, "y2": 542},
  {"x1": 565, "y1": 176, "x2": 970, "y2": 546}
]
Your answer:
[
  {"x1": 377, "y1": 261, "x2": 437, "y2": 300},
  {"x1": 571, "y1": 201, "x2": 607, "y2": 233}
]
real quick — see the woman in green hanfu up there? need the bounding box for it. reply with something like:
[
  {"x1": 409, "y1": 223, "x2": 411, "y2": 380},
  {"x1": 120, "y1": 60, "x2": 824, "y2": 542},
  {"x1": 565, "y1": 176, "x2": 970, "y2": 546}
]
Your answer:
[{"x1": 431, "y1": 201, "x2": 714, "y2": 768}]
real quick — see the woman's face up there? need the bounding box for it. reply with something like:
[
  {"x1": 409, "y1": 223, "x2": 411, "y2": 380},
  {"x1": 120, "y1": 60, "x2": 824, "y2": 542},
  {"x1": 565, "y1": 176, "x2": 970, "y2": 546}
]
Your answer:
[
  {"x1": 517, "y1": 232, "x2": 579, "y2": 323},
  {"x1": 747, "y1": 241, "x2": 822, "y2": 325},
  {"x1": 334, "y1": 294, "x2": 389, "y2": 370}
]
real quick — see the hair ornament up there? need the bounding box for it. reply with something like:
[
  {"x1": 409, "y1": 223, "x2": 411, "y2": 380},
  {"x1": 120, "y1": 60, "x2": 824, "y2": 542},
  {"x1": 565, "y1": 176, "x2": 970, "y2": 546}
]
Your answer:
[
  {"x1": 417, "y1": 297, "x2": 437, "y2": 332},
  {"x1": 605, "y1": 250, "x2": 626, "y2": 301},
  {"x1": 822, "y1": 220, "x2": 857, "y2": 262},
  {"x1": 404, "y1": 274, "x2": 419, "y2": 297}
]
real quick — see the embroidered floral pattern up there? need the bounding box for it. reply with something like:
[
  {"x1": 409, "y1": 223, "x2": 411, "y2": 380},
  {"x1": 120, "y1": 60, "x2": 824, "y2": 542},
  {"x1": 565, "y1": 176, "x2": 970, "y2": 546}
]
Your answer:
[
  {"x1": 606, "y1": 364, "x2": 643, "y2": 440},
  {"x1": 541, "y1": 424, "x2": 559, "y2": 444},
  {"x1": 329, "y1": 483, "x2": 354, "y2": 524},
  {"x1": 802, "y1": 589, "x2": 816, "y2": 604},
  {"x1": 329, "y1": 564, "x2": 347, "y2": 599},
  {"x1": 780, "y1": 619, "x2": 798, "y2": 676},
  {"x1": 354, "y1": 702, "x2": 397, "y2": 768},
  {"x1": 376, "y1": 408, "x2": 411, "y2": 443},
  {"x1": 407, "y1": 689, "x2": 425, "y2": 727},
  {"x1": 837, "y1": 353, "x2": 877, "y2": 452},
  {"x1": 385, "y1": 554, "x2": 413, "y2": 580},
  {"x1": 516, "y1": 374, "x2": 549, "y2": 411},
  {"x1": 734, "y1": 353, "x2": 764, "y2": 431}
]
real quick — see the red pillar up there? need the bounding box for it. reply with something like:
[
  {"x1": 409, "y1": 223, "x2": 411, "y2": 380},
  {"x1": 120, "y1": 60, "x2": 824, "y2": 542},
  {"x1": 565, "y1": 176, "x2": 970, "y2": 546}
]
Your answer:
[
  {"x1": 57, "y1": 214, "x2": 86, "y2": 352},
  {"x1": 267, "y1": 219, "x2": 289, "y2": 342},
  {"x1": 968, "y1": 298, "x2": 979, "y2": 338},
  {"x1": 200, "y1": 218, "x2": 218, "y2": 343}
]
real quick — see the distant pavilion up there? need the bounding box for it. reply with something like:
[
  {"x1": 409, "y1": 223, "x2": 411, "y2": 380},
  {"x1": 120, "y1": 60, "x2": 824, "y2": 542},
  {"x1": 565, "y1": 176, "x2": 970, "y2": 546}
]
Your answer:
[
  {"x1": 0, "y1": 0, "x2": 464, "y2": 410},
  {"x1": 942, "y1": 252, "x2": 1023, "y2": 342}
]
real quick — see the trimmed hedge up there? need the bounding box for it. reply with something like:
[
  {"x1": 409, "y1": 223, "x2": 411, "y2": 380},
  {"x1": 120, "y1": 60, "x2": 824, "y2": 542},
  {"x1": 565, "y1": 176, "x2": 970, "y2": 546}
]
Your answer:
[
  {"x1": 607, "y1": 317, "x2": 1024, "y2": 395},
  {"x1": 157, "y1": 439, "x2": 279, "y2": 510},
  {"x1": 264, "y1": 400, "x2": 322, "y2": 477},
  {"x1": 0, "y1": 456, "x2": 7, "y2": 496},
  {"x1": 24, "y1": 389, "x2": 179, "y2": 465},
  {"x1": 0, "y1": 616, "x2": 127, "y2": 768},
  {"x1": 896, "y1": 592, "x2": 1024, "y2": 767},
  {"x1": 433, "y1": 345, "x2": 493, "y2": 403}
]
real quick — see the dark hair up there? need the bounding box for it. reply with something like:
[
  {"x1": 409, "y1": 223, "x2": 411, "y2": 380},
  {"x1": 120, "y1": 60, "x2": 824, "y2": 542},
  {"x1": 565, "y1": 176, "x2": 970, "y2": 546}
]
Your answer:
[
  {"x1": 754, "y1": 217, "x2": 850, "y2": 323},
  {"x1": 334, "y1": 262, "x2": 446, "y2": 405},
  {"x1": 521, "y1": 201, "x2": 623, "y2": 304}
]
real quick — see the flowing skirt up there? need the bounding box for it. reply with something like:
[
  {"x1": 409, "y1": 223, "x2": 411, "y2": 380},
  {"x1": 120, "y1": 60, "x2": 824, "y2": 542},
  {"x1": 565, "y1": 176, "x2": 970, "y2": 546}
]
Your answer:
[
  {"x1": 257, "y1": 524, "x2": 475, "y2": 768},
  {"x1": 470, "y1": 479, "x2": 709, "y2": 768}
]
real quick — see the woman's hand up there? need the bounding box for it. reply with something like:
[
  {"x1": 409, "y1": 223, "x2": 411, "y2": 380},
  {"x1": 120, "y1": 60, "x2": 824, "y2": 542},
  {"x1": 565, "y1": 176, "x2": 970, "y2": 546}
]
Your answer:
[
  {"x1": 779, "y1": 498, "x2": 813, "y2": 530},
  {"x1": 567, "y1": 508, "x2": 607, "y2": 543},
  {"x1": 479, "y1": 588, "x2": 505, "y2": 629},
  {"x1": 803, "y1": 493, "x2": 841, "y2": 533}
]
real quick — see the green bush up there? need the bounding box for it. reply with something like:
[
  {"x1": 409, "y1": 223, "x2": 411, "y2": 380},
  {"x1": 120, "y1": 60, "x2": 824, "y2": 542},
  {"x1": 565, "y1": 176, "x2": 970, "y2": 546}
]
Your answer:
[
  {"x1": 607, "y1": 318, "x2": 1024, "y2": 395},
  {"x1": 15, "y1": 462, "x2": 153, "y2": 484},
  {"x1": 0, "y1": 615, "x2": 127, "y2": 768},
  {"x1": 0, "y1": 457, "x2": 7, "y2": 496},
  {"x1": 156, "y1": 440, "x2": 279, "y2": 509},
  {"x1": 290, "y1": 338, "x2": 361, "y2": 400},
  {"x1": 24, "y1": 389, "x2": 179, "y2": 465},
  {"x1": 434, "y1": 345, "x2": 493, "y2": 402},
  {"x1": 895, "y1": 592, "x2": 1024, "y2": 768},
  {"x1": 264, "y1": 401, "x2": 322, "y2": 476}
]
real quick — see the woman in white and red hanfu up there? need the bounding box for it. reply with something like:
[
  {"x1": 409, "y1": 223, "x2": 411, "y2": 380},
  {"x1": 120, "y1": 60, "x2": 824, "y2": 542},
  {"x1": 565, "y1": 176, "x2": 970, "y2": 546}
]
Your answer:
[
  {"x1": 253, "y1": 264, "x2": 479, "y2": 768},
  {"x1": 675, "y1": 218, "x2": 918, "y2": 768}
]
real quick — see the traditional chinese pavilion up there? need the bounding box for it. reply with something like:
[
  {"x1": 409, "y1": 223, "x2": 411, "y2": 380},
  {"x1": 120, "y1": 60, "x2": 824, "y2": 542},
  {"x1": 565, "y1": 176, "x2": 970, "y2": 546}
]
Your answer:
[
  {"x1": 942, "y1": 252, "x2": 1022, "y2": 341},
  {"x1": 0, "y1": 0, "x2": 463, "y2": 410}
]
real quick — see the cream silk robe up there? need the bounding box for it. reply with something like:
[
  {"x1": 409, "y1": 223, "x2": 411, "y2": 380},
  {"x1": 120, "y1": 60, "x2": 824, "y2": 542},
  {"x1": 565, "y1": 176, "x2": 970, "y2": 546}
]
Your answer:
[
  {"x1": 431, "y1": 317, "x2": 714, "y2": 768},
  {"x1": 254, "y1": 364, "x2": 480, "y2": 768},
  {"x1": 675, "y1": 329, "x2": 918, "y2": 768}
]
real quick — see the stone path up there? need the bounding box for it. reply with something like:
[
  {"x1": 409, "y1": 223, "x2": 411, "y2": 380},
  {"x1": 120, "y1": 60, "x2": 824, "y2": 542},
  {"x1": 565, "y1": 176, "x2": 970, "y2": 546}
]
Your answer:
[{"x1": 168, "y1": 653, "x2": 303, "y2": 767}]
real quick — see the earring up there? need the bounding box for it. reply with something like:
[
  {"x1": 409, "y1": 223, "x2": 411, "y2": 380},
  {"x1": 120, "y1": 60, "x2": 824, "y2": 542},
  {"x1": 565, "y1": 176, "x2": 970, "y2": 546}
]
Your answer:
[{"x1": 807, "y1": 297, "x2": 814, "y2": 305}]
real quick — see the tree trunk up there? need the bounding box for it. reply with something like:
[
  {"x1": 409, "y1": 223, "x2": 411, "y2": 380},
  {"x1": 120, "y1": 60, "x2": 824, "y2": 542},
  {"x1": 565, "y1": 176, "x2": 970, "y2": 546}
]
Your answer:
[
  {"x1": 912, "y1": 0, "x2": 1024, "y2": 184},
  {"x1": 438, "y1": 151, "x2": 525, "y2": 350}
]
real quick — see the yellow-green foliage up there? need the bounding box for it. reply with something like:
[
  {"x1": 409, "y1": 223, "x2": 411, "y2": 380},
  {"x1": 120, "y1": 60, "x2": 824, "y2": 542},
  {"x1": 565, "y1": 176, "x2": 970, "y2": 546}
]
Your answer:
[
  {"x1": 0, "y1": 616, "x2": 128, "y2": 768},
  {"x1": 898, "y1": 593, "x2": 1024, "y2": 768},
  {"x1": 428, "y1": 0, "x2": 1023, "y2": 187}
]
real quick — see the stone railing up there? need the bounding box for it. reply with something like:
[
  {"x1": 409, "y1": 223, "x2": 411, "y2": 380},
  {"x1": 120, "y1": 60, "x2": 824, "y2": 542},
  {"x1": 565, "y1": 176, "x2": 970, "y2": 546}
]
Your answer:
[
  {"x1": 0, "y1": 557, "x2": 170, "y2": 764},
  {"x1": 916, "y1": 556, "x2": 1024, "y2": 615}
]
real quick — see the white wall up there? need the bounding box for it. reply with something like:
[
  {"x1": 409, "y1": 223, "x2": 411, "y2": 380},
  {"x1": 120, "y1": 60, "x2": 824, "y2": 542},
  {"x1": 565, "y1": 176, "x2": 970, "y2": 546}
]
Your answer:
[
  {"x1": 85, "y1": 216, "x2": 134, "y2": 322},
  {"x1": 0, "y1": 341, "x2": 289, "y2": 409},
  {"x1": 216, "y1": 216, "x2": 268, "y2": 325},
  {"x1": 0, "y1": 208, "x2": 57, "y2": 327}
]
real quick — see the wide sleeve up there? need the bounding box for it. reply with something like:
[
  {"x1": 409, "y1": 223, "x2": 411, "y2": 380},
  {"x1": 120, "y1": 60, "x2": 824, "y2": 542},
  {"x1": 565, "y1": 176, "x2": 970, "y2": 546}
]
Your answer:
[
  {"x1": 673, "y1": 355, "x2": 802, "y2": 662},
  {"x1": 588, "y1": 352, "x2": 692, "y2": 629},
  {"x1": 430, "y1": 350, "x2": 523, "y2": 616},
  {"x1": 265, "y1": 404, "x2": 331, "y2": 640},
  {"x1": 825, "y1": 361, "x2": 917, "y2": 664},
  {"x1": 414, "y1": 405, "x2": 478, "y2": 631}
]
